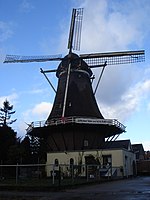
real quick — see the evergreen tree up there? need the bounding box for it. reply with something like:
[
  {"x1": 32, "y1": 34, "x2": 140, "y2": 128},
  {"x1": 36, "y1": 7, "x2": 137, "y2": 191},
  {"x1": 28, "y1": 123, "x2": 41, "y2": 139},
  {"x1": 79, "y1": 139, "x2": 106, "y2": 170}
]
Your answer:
[
  {"x1": 0, "y1": 100, "x2": 17, "y2": 164},
  {"x1": 20, "y1": 136, "x2": 32, "y2": 164},
  {"x1": 0, "y1": 126, "x2": 17, "y2": 164},
  {"x1": 0, "y1": 99, "x2": 17, "y2": 126},
  {"x1": 27, "y1": 134, "x2": 47, "y2": 163}
]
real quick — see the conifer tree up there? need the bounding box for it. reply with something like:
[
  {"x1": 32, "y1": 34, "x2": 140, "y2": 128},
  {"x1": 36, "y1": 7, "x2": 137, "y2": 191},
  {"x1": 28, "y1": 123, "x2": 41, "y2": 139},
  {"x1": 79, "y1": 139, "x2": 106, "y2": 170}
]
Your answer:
[
  {"x1": 0, "y1": 99, "x2": 17, "y2": 126},
  {"x1": 0, "y1": 100, "x2": 17, "y2": 164}
]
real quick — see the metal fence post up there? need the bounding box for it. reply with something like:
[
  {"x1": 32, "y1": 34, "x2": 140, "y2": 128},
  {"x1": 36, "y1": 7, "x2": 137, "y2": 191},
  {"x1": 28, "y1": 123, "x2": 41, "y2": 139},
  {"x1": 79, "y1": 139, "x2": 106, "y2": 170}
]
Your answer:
[
  {"x1": 0, "y1": 160, "x2": 3, "y2": 179},
  {"x1": 58, "y1": 165, "x2": 61, "y2": 189},
  {"x1": 71, "y1": 164, "x2": 74, "y2": 183},
  {"x1": 87, "y1": 165, "x2": 88, "y2": 182},
  {"x1": 16, "y1": 163, "x2": 18, "y2": 185},
  {"x1": 52, "y1": 164, "x2": 55, "y2": 185}
]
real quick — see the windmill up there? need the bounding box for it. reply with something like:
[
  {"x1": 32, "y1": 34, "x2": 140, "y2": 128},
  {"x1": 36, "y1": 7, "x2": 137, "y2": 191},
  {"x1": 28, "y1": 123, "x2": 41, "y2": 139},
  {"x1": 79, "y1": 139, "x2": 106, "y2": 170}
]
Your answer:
[{"x1": 4, "y1": 8, "x2": 145, "y2": 151}]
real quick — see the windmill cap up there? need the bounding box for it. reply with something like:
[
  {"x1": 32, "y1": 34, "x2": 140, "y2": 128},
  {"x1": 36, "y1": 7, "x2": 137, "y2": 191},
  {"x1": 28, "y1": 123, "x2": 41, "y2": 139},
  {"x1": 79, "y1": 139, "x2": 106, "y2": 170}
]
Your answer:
[{"x1": 56, "y1": 53, "x2": 93, "y2": 78}]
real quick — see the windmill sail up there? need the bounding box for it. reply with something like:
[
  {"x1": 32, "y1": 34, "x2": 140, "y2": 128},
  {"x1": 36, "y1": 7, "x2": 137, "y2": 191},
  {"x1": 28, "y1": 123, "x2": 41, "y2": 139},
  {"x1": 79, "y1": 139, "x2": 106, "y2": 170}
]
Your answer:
[
  {"x1": 4, "y1": 54, "x2": 62, "y2": 63},
  {"x1": 68, "y1": 8, "x2": 83, "y2": 52},
  {"x1": 80, "y1": 50, "x2": 145, "y2": 67}
]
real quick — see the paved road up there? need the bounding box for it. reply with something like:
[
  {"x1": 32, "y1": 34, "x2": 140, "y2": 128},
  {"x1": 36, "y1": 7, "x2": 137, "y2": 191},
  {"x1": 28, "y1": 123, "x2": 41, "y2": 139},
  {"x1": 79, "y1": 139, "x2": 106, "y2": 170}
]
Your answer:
[{"x1": 0, "y1": 176, "x2": 150, "y2": 199}]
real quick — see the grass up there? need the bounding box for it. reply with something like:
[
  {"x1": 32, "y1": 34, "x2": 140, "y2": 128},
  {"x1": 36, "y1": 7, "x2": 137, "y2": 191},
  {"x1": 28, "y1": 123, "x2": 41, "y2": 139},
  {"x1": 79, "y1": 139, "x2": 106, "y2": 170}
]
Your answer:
[{"x1": 0, "y1": 176, "x2": 99, "y2": 191}]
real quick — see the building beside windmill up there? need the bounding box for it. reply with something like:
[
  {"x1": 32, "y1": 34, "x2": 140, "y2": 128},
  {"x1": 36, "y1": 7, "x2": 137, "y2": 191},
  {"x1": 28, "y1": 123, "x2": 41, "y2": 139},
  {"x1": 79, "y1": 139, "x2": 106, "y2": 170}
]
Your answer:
[
  {"x1": 46, "y1": 139, "x2": 136, "y2": 178},
  {"x1": 4, "y1": 8, "x2": 145, "y2": 178}
]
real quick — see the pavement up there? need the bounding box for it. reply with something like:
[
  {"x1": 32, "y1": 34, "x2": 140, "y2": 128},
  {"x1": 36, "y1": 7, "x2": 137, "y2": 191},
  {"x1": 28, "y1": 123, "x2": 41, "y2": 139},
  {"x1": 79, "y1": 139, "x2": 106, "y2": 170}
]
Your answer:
[{"x1": 0, "y1": 176, "x2": 150, "y2": 199}]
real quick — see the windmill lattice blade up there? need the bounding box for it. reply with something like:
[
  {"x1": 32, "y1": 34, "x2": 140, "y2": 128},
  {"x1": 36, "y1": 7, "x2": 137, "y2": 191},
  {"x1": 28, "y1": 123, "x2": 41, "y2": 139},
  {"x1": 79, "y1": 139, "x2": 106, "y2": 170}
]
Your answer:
[
  {"x1": 68, "y1": 9, "x2": 76, "y2": 52},
  {"x1": 68, "y1": 8, "x2": 83, "y2": 52},
  {"x1": 72, "y1": 8, "x2": 83, "y2": 51},
  {"x1": 3, "y1": 54, "x2": 62, "y2": 63},
  {"x1": 80, "y1": 50, "x2": 145, "y2": 67}
]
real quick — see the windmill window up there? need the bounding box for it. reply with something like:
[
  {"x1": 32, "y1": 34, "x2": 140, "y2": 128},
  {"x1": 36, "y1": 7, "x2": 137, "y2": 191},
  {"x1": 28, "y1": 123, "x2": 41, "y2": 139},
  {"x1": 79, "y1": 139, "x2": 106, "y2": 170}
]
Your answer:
[
  {"x1": 70, "y1": 158, "x2": 74, "y2": 169},
  {"x1": 70, "y1": 158, "x2": 74, "y2": 165},
  {"x1": 84, "y1": 140, "x2": 88, "y2": 147},
  {"x1": 54, "y1": 159, "x2": 59, "y2": 166},
  {"x1": 103, "y1": 155, "x2": 112, "y2": 167}
]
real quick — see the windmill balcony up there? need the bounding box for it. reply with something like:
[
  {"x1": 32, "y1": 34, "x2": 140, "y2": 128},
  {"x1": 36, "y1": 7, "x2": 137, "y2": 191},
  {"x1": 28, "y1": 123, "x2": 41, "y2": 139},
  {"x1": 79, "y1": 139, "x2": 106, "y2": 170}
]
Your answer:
[{"x1": 26, "y1": 116, "x2": 126, "y2": 133}]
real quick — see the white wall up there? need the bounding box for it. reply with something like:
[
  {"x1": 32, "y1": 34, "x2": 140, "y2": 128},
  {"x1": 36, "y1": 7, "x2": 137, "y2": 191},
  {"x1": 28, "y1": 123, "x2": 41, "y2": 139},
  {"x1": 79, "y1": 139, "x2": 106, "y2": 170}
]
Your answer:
[{"x1": 46, "y1": 149, "x2": 136, "y2": 177}]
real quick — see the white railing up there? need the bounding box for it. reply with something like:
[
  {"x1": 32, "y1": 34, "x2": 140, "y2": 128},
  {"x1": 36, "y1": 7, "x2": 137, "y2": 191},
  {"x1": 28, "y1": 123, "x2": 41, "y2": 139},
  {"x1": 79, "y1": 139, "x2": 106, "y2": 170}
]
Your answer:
[{"x1": 26, "y1": 117, "x2": 126, "y2": 133}]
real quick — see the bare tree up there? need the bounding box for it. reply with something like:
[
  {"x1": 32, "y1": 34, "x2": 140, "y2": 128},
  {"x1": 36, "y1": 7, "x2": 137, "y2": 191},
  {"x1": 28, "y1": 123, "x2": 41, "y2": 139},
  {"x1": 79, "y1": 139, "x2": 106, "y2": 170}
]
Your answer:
[{"x1": 0, "y1": 99, "x2": 17, "y2": 126}]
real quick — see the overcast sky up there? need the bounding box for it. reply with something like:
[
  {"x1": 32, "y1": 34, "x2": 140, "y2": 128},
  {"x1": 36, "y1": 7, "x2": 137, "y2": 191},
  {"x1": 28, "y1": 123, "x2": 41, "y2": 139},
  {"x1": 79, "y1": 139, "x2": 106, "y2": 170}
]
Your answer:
[{"x1": 0, "y1": 0, "x2": 150, "y2": 150}]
